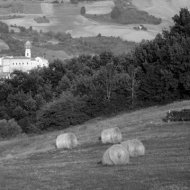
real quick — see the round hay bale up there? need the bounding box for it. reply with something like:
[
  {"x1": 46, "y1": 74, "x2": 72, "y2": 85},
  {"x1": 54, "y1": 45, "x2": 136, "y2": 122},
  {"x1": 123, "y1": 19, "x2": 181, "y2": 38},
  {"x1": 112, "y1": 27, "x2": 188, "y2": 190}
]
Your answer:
[
  {"x1": 102, "y1": 144, "x2": 130, "y2": 165},
  {"x1": 100, "y1": 127, "x2": 122, "y2": 144},
  {"x1": 56, "y1": 132, "x2": 78, "y2": 149},
  {"x1": 121, "y1": 139, "x2": 145, "y2": 157}
]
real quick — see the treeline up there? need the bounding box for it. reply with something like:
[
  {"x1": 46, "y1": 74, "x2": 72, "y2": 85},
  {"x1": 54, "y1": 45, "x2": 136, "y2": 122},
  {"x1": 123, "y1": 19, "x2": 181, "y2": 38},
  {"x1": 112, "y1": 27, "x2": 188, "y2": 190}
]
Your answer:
[
  {"x1": 110, "y1": 0, "x2": 161, "y2": 25},
  {"x1": 84, "y1": 0, "x2": 161, "y2": 25},
  {"x1": 0, "y1": 54, "x2": 135, "y2": 134},
  {"x1": 111, "y1": 6, "x2": 161, "y2": 25},
  {"x1": 1, "y1": 8, "x2": 190, "y2": 138}
]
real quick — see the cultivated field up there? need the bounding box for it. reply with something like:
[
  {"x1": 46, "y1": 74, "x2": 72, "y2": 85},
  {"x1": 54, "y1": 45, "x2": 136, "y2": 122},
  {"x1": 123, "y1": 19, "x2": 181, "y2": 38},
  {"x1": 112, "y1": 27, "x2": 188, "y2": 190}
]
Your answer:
[
  {"x1": 133, "y1": 0, "x2": 190, "y2": 19},
  {"x1": 81, "y1": 0, "x2": 190, "y2": 41},
  {"x1": 0, "y1": 101, "x2": 190, "y2": 190},
  {"x1": 1, "y1": 0, "x2": 190, "y2": 42},
  {"x1": 68, "y1": 0, "x2": 190, "y2": 41}
]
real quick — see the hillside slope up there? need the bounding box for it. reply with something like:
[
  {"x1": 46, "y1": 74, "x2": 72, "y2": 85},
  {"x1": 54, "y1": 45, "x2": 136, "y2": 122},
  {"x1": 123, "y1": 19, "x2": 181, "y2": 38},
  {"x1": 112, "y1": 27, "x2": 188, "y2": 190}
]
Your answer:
[
  {"x1": 133, "y1": 0, "x2": 190, "y2": 19},
  {"x1": 0, "y1": 100, "x2": 190, "y2": 189}
]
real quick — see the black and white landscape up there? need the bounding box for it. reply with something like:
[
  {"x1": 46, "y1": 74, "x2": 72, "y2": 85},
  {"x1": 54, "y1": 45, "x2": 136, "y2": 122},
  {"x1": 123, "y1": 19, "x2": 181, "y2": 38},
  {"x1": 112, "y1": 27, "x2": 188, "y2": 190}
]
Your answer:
[{"x1": 0, "y1": 0, "x2": 190, "y2": 190}]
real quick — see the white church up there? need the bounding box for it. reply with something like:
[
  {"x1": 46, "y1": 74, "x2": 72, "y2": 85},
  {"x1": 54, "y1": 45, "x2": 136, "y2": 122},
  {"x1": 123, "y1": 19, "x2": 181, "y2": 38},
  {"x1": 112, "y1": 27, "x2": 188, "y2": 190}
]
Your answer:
[{"x1": 0, "y1": 41, "x2": 49, "y2": 78}]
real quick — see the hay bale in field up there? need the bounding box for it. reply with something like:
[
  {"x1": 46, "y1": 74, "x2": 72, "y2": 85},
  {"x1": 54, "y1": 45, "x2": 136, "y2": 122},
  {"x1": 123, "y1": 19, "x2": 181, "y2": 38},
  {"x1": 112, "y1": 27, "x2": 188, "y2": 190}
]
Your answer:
[
  {"x1": 56, "y1": 132, "x2": 78, "y2": 149},
  {"x1": 102, "y1": 144, "x2": 130, "y2": 165},
  {"x1": 121, "y1": 139, "x2": 145, "y2": 157},
  {"x1": 100, "y1": 127, "x2": 122, "y2": 144}
]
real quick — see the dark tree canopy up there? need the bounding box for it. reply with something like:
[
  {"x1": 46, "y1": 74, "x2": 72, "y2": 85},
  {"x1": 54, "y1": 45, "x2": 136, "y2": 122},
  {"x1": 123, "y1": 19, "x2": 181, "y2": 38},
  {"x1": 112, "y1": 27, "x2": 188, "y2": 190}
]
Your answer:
[
  {"x1": 80, "y1": 7, "x2": 86, "y2": 15},
  {"x1": 1, "y1": 8, "x2": 190, "y2": 137}
]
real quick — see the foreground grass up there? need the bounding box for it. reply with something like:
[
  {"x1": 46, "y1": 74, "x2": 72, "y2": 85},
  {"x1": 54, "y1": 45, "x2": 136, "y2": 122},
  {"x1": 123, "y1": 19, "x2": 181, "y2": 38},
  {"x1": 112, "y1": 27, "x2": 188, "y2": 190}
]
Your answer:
[{"x1": 0, "y1": 101, "x2": 190, "y2": 190}]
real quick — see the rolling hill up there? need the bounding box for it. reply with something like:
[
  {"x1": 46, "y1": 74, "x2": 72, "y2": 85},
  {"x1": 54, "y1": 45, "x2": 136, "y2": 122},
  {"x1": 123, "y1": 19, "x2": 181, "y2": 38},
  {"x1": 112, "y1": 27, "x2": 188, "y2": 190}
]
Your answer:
[{"x1": 0, "y1": 100, "x2": 189, "y2": 190}]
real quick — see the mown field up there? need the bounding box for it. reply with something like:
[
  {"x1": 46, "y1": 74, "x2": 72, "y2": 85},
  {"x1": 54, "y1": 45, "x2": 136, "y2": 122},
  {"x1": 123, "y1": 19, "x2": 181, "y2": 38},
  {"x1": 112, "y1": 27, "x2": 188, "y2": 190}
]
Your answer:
[{"x1": 0, "y1": 101, "x2": 190, "y2": 190}]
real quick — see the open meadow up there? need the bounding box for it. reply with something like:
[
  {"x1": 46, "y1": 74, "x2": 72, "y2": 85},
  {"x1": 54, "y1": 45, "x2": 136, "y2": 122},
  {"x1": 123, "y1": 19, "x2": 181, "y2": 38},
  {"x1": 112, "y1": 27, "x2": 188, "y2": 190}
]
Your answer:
[
  {"x1": 0, "y1": 100, "x2": 190, "y2": 190},
  {"x1": 30, "y1": 46, "x2": 71, "y2": 62}
]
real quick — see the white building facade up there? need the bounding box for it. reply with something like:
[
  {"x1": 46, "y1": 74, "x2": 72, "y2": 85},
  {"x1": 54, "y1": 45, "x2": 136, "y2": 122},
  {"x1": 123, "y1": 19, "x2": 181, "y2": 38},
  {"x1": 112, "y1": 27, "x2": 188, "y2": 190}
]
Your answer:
[{"x1": 0, "y1": 41, "x2": 48, "y2": 78}]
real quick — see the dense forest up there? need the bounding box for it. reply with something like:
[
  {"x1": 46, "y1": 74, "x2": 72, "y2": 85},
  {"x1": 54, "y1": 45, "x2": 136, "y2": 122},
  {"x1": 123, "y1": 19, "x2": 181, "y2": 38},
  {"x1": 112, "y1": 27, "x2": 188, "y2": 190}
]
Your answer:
[{"x1": 1, "y1": 8, "x2": 190, "y2": 138}]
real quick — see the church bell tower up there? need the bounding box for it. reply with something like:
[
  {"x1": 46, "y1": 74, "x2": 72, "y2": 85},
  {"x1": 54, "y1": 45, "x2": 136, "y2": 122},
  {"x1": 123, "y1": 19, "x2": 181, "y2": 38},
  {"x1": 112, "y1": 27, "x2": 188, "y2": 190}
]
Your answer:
[{"x1": 25, "y1": 41, "x2": 31, "y2": 58}]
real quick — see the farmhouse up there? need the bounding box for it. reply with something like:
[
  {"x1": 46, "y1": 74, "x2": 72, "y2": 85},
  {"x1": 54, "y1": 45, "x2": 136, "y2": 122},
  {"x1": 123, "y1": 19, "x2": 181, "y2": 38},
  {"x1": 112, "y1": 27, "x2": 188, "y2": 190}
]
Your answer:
[{"x1": 0, "y1": 41, "x2": 48, "y2": 78}]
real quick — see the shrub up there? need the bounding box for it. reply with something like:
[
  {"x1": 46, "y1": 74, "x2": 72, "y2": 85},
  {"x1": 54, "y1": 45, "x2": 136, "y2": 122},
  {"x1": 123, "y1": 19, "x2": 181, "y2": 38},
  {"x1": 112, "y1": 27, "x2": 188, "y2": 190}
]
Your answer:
[
  {"x1": 34, "y1": 16, "x2": 50, "y2": 24},
  {"x1": 80, "y1": 7, "x2": 86, "y2": 16},
  {"x1": 111, "y1": 6, "x2": 161, "y2": 25},
  {"x1": 0, "y1": 119, "x2": 22, "y2": 139},
  {"x1": 163, "y1": 109, "x2": 190, "y2": 122},
  {"x1": 37, "y1": 92, "x2": 90, "y2": 131},
  {"x1": 19, "y1": 118, "x2": 41, "y2": 134},
  {"x1": 111, "y1": 7, "x2": 121, "y2": 19}
]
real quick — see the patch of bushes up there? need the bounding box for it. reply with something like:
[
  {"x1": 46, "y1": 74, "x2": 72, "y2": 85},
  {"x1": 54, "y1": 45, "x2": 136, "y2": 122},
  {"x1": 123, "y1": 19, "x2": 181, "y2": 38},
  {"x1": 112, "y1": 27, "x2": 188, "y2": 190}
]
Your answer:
[
  {"x1": 163, "y1": 109, "x2": 190, "y2": 122},
  {"x1": 34, "y1": 16, "x2": 50, "y2": 24},
  {"x1": 111, "y1": 7, "x2": 161, "y2": 25},
  {"x1": 37, "y1": 92, "x2": 90, "y2": 131},
  {"x1": 0, "y1": 21, "x2": 9, "y2": 33},
  {"x1": 0, "y1": 119, "x2": 22, "y2": 139},
  {"x1": 85, "y1": 2, "x2": 161, "y2": 25},
  {"x1": 111, "y1": 7, "x2": 121, "y2": 19},
  {"x1": 80, "y1": 7, "x2": 86, "y2": 16}
]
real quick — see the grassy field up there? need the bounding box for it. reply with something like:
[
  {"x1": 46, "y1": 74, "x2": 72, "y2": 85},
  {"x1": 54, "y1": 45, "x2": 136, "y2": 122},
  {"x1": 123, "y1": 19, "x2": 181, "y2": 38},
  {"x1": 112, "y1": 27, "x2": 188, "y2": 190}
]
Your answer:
[
  {"x1": 23, "y1": 1, "x2": 41, "y2": 14},
  {"x1": 133, "y1": 0, "x2": 190, "y2": 19},
  {"x1": 0, "y1": 39, "x2": 9, "y2": 51},
  {"x1": 0, "y1": 0, "x2": 42, "y2": 15},
  {"x1": 31, "y1": 46, "x2": 72, "y2": 62},
  {"x1": 0, "y1": 100, "x2": 190, "y2": 190}
]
